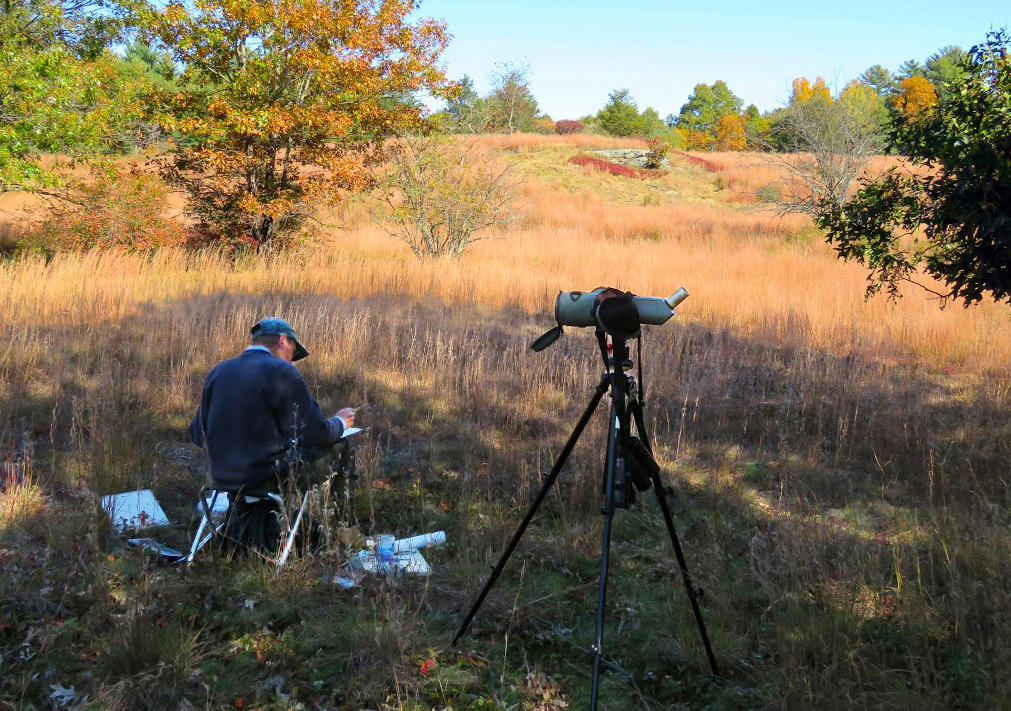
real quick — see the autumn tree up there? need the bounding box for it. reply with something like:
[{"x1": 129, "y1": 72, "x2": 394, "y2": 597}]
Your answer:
[
  {"x1": 1, "y1": 50, "x2": 142, "y2": 192},
  {"x1": 144, "y1": 0, "x2": 450, "y2": 249},
  {"x1": 684, "y1": 130, "x2": 715, "y2": 151},
  {"x1": 554, "y1": 120, "x2": 583, "y2": 135},
  {"x1": 715, "y1": 114, "x2": 747, "y2": 151},
  {"x1": 532, "y1": 115, "x2": 555, "y2": 134},
  {"x1": 891, "y1": 75, "x2": 938, "y2": 121},
  {"x1": 817, "y1": 30, "x2": 1011, "y2": 305},
  {"x1": 485, "y1": 61, "x2": 539, "y2": 133},
  {"x1": 838, "y1": 80, "x2": 889, "y2": 132},
  {"x1": 791, "y1": 76, "x2": 831, "y2": 104},
  {"x1": 1, "y1": 0, "x2": 138, "y2": 59}
]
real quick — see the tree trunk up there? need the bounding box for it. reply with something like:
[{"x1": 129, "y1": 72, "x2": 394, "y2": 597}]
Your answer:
[{"x1": 252, "y1": 214, "x2": 274, "y2": 251}]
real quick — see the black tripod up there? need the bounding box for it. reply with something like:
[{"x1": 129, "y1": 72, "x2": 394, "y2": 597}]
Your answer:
[{"x1": 452, "y1": 330, "x2": 719, "y2": 708}]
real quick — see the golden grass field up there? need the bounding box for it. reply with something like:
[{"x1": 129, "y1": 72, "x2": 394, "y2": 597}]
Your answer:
[{"x1": 2, "y1": 135, "x2": 1010, "y2": 709}]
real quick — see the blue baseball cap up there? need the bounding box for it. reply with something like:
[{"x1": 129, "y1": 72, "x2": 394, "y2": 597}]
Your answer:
[{"x1": 250, "y1": 317, "x2": 309, "y2": 361}]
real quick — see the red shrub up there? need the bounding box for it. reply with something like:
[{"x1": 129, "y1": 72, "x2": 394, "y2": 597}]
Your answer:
[
  {"x1": 554, "y1": 120, "x2": 584, "y2": 135},
  {"x1": 31, "y1": 166, "x2": 192, "y2": 253},
  {"x1": 569, "y1": 155, "x2": 666, "y2": 180},
  {"x1": 673, "y1": 151, "x2": 723, "y2": 173}
]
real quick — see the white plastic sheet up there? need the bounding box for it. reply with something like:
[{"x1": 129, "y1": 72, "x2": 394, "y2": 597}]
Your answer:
[{"x1": 100, "y1": 489, "x2": 170, "y2": 532}]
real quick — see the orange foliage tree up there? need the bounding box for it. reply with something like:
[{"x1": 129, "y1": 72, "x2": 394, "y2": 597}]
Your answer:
[
  {"x1": 715, "y1": 114, "x2": 747, "y2": 150},
  {"x1": 684, "y1": 129, "x2": 715, "y2": 151},
  {"x1": 891, "y1": 75, "x2": 938, "y2": 121},
  {"x1": 145, "y1": 0, "x2": 451, "y2": 249}
]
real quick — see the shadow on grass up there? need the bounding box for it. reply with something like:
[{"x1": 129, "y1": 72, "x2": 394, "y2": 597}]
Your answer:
[{"x1": 1, "y1": 291, "x2": 1010, "y2": 709}]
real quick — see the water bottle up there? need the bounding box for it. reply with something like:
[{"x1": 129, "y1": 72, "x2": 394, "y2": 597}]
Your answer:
[{"x1": 377, "y1": 534, "x2": 396, "y2": 573}]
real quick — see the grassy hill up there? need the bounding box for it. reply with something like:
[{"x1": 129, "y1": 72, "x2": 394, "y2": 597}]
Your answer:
[{"x1": 2, "y1": 135, "x2": 1010, "y2": 710}]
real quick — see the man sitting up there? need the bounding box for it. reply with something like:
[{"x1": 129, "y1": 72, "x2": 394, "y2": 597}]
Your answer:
[{"x1": 189, "y1": 317, "x2": 355, "y2": 549}]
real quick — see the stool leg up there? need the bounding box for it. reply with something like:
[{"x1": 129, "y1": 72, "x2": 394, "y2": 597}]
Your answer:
[
  {"x1": 276, "y1": 491, "x2": 310, "y2": 574},
  {"x1": 185, "y1": 490, "x2": 219, "y2": 564}
]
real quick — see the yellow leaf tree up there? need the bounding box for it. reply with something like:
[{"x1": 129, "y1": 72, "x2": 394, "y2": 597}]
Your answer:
[
  {"x1": 891, "y1": 75, "x2": 938, "y2": 121},
  {"x1": 791, "y1": 76, "x2": 831, "y2": 105},
  {"x1": 715, "y1": 114, "x2": 747, "y2": 151},
  {"x1": 684, "y1": 129, "x2": 715, "y2": 151},
  {"x1": 145, "y1": 0, "x2": 451, "y2": 249}
]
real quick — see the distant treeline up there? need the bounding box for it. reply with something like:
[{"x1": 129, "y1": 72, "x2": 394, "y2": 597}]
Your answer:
[{"x1": 434, "y1": 47, "x2": 967, "y2": 152}]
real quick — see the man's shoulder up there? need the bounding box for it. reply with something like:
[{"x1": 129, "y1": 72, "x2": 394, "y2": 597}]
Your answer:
[
  {"x1": 209, "y1": 350, "x2": 296, "y2": 376},
  {"x1": 235, "y1": 350, "x2": 303, "y2": 379}
]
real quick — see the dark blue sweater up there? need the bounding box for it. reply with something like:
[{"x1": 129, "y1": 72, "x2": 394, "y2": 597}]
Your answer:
[{"x1": 189, "y1": 348, "x2": 344, "y2": 486}]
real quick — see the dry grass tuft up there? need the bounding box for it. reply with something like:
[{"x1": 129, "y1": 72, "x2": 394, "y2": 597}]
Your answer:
[{"x1": 1, "y1": 473, "x2": 44, "y2": 538}]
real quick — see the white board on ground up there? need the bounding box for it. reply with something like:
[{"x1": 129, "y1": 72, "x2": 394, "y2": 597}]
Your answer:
[{"x1": 101, "y1": 489, "x2": 170, "y2": 532}]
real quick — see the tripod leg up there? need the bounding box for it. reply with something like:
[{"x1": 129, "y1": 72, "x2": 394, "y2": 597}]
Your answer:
[
  {"x1": 631, "y1": 403, "x2": 720, "y2": 676},
  {"x1": 650, "y1": 476, "x2": 720, "y2": 675},
  {"x1": 590, "y1": 409, "x2": 620, "y2": 710},
  {"x1": 452, "y1": 373, "x2": 611, "y2": 646}
]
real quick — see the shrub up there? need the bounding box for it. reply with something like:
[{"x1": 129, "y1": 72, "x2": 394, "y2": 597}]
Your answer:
[
  {"x1": 30, "y1": 165, "x2": 191, "y2": 253},
  {"x1": 533, "y1": 116, "x2": 556, "y2": 134},
  {"x1": 673, "y1": 151, "x2": 723, "y2": 173},
  {"x1": 554, "y1": 119, "x2": 584, "y2": 135},
  {"x1": 569, "y1": 155, "x2": 666, "y2": 180},
  {"x1": 645, "y1": 136, "x2": 670, "y2": 169},
  {"x1": 373, "y1": 136, "x2": 522, "y2": 259},
  {"x1": 755, "y1": 183, "x2": 781, "y2": 203}
]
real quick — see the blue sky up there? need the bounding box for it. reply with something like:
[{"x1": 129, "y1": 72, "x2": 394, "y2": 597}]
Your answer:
[{"x1": 419, "y1": 0, "x2": 1008, "y2": 119}]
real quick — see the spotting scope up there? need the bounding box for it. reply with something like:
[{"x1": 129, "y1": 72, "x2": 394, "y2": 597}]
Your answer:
[{"x1": 531, "y1": 287, "x2": 689, "y2": 351}]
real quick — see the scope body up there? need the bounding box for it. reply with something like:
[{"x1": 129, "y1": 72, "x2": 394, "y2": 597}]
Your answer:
[{"x1": 554, "y1": 287, "x2": 688, "y2": 328}]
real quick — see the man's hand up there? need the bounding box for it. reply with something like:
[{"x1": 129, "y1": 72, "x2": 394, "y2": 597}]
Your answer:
[{"x1": 335, "y1": 407, "x2": 356, "y2": 429}]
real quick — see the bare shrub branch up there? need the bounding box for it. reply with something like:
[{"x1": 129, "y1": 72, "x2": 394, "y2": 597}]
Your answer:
[
  {"x1": 371, "y1": 136, "x2": 523, "y2": 259},
  {"x1": 761, "y1": 98, "x2": 885, "y2": 216}
]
